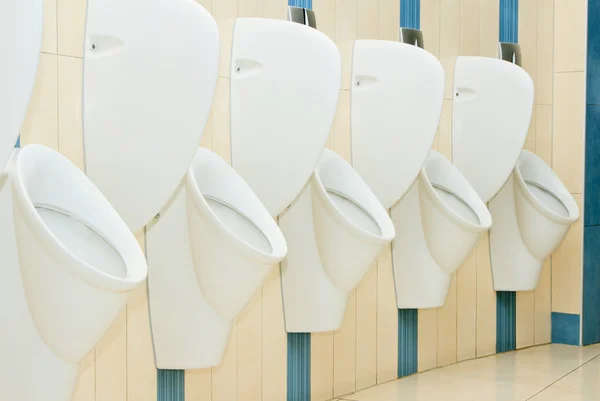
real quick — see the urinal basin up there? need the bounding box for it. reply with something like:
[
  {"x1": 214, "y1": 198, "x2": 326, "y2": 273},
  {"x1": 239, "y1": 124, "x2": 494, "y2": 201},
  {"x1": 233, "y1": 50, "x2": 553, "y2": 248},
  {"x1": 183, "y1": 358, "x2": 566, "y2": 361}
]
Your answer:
[
  {"x1": 10, "y1": 145, "x2": 147, "y2": 363},
  {"x1": 186, "y1": 148, "x2": 287, "y2": 319},
  {"x1": 514, "y1": 150, "x2": 579, "y2": 260},
  {"x1": 420, "y1": 151, "x2": 492, "y2": 274},
  {"x1": 311, "y1": 149, "x2": 395, "y2": 292}
]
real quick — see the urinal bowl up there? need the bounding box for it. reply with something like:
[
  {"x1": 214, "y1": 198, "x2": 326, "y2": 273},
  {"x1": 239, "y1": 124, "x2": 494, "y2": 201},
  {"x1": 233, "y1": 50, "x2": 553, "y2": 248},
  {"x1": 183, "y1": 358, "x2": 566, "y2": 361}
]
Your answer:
[
  {"x1": 393, "y1": 150, "x2": 492, "y2": 309},
  {"x1": 281, "y1": 149, "x2": 394, "y2": 332},
  {"x1": 490, "y1": 150, "x2": 579, "y2": 291},
  {"x1": 147, "y1": 148, "x2": 287, "y2": 369},
  {"x1": 10, "y1": 145, "x2": 147, "y2": 364}
]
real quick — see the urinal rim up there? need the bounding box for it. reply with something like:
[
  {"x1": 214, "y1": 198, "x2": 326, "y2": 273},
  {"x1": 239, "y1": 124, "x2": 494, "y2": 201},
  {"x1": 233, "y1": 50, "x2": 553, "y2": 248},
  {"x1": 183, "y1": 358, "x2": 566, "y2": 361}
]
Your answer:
[
  {"x1": 420, "y1": 150, "x2": 492, "y2": 233},
  {"x1": 9, "y1": 145, "x2": 148, "y2": 293},
  {"x1": 185, "y1": 148, "x2": 288, "y2": 265},
  {"x1": 311, "y1": 149, "x2": 395, "y2": 245},
  {"x1": 514, "y1": 150, "x2": 579, "y2": 225}
]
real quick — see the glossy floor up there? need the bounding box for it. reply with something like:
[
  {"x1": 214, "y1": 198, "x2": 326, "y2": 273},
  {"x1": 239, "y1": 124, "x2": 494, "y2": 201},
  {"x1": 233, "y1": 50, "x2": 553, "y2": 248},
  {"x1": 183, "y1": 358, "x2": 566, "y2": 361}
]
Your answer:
[{"x1": 335, "y1": 344, "x2": 600, "y2": 400}]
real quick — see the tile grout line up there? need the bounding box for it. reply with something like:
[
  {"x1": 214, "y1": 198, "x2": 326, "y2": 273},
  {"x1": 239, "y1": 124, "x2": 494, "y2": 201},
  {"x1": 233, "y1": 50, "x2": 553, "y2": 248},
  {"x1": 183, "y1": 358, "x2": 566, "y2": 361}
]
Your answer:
[{"x1": 524, "y1": 353, "x2": 600, "y2": 400}]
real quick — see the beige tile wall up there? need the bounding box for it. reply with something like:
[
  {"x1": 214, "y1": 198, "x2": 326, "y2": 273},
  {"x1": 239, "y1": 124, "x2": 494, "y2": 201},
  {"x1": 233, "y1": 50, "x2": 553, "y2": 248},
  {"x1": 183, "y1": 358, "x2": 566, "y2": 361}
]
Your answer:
[{"x1": 20, "y1": 0, "x2": 585, "y2": 400}]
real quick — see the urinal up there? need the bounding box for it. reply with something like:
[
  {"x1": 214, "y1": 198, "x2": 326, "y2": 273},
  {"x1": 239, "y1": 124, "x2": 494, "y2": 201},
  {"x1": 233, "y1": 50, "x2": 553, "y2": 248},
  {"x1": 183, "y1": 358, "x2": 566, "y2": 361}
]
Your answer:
[
  {"x1": 146, "y1": 15, "x2": 341, "y2": 366},
  {"x1": 489, "y1": 151, "x2": 579, "y2": 290},
  {"x1": 147, "y1": 148, "x2": 287, "y2": 368},
  {"x1": 451, "y1": 55, "x2": 561, "y2": 291},
  {"x1": 0, "y1": 145, "x2": 148, "y2": 400},
  {"x1": 350, "y1": 38, "x2": 487, "y2": 309}
]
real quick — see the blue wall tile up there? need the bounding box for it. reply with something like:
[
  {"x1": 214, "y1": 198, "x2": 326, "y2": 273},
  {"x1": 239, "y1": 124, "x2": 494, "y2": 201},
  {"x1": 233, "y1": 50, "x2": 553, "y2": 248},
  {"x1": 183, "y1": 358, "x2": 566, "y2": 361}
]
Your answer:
[
  {"x1": 288, "y1": 0, "x2": 312, "y2": 9},
  {"x1": 14, "y1": 136, "x2": 20, "y2": 148},
  {"x1": 585, "y1": 106, "x2": 600, "y2": 226},
  {"x1": 552, "y1": 313, "x2": 581, "y2": 346},
  {"x1": 499, "y1": 0, "x2": 518, "y2": 43},
  {"x1": 588, "y1": 0, "x2": 600, "y2": 105},
  {"x1": 400, "y1": 0, "x2": 420, "y2": 29},
  {"x1": 398, "y1": 309, "x2": 418, "y2": 378},
  {"x1": 583, "y1": 226, "x2": 600, "y2": 345},
  {"x1": 157, "y1": 370, "x2": 184, "y2": 401},
  {"x1": 287, "y1": 333, "x2": 310, "y2": 401},
  {"x1": 497, "y1": 291, "x2": 516, "y2": 353}
]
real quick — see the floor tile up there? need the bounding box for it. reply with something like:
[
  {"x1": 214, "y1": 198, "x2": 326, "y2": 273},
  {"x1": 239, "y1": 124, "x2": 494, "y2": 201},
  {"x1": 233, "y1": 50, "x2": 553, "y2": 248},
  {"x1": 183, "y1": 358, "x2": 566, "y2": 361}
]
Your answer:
[
  {"x1": 553, "y1": 356, "x2": 600, "y2": 392},
  {"x1": 529, "y1": 386, "x2": 600, "y2": 401}
]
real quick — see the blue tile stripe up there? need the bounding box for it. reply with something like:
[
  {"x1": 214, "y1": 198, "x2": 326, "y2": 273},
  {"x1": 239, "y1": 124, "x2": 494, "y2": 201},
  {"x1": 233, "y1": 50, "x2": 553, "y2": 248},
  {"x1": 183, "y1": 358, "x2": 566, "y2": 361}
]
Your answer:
[
  {"x1": 584, "y1": 0, "x2": 600, "y2": 346},
  {"x1": 398, "y1": 309, "x2": 418, "y2": 378},
  {"x1": 288, "y1": 0, "x2": 312, "y2": 10},
  {"x1": 158, "y1": 370, "x2": 184, "y2": 401},
  {"x1": 496, "y1": 291, "x2": 516, "y2": 353},
  {"x1": 496, "y1": 0, "x2": 518, "y2": 354},
  {"x1": 15, "y1": 136, "x2": 20, "y2": 148},
  {"x1": 552, "y1": 312, "x2": 581, "y2": 346},
  {"x1": 287, "y1": 333, "x2": 310, "y2": 401},
  {"x1": 400, "y1": 0, "x2": 420, "y2": 29},
  {"x1": 499, "y1": 0, "x2": 518, "y2": 43}
]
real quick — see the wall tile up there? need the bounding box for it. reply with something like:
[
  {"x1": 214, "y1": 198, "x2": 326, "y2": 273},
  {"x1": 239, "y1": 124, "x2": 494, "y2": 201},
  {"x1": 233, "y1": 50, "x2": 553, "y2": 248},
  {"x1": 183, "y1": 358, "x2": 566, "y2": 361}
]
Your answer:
[
  {"x1": 553, "y1": 72, "x2": 585, "y2": 194},
  {"x1": 333, "y1": 290, "x2": 357, "y2": 397},
  {"x1": 263, "y1": 0, "x2": 287, "y2": 20},
  {"x1": 523, "y1": 106, "x2": 537, "y2": 153},
  {"x1": 516, "y1": 291, "x2": 535, "y2": 349},
  {"x1": 551, "y1": 312, "x2": 581, "y2": 345},
  {"x1": 417, "y1": 308, "x2": 436, "y2": 373},
  {"x1": 96, "y1": 309, "x2": 127, "y2": 401},
  {"x1": 211, "y1": 78, "x2": 232, "y2": 163},
  {"x1": 20, "y1": 53, "x2": 59, "y2": 150},
  {"x1": 476, "y1": 234, "x2": 496, "y2": 357},
  {"x1": 552, "y1": 194, "x2": 583, "y2": 314},
  {"x1": 334, "y1": 90, "x2": 351, "y2": 159},
  {"x1": 400, "y1": 0, "x2": 420, "y2": 29},
  {"x1": 335, "y1": 0, "x2": 357, "y2": 40},
  {"x1": 311, "y1": 332, "x2": 333, "y2": 401},
  {"x1": 518, "y1": 0, "x2": 537, "y2": 89},
  {"x1": 496, "y1": 291, "x2": 516, "y2": 353},
  {"x1": 185, "y1": 369, "x2": 211, "y2": 401},
  {"x1": 534, "y1": 260, "x2": 552, "y2": 344},
  {"x1": 536, "y1": 104, "x2": 553, "y2": 166},
  {"x1": 536, "y1": 0, "x2": 554, "y2": 105},
  {"x1": 338, "y1": 42, "x2": 354, "y2": 91},
  {"x1": 358, "y1": 0, "x2": 379, "y2": 39},
  {"x1": 479, "y1": 0, "x2": 499, "y2": 57},
  {"x1": 262, "y1": 268, "x2": 287, "y2": 401},
  {"x1": 238, "y1": 0, "x2": 262, "y2": 17},
  {"x1": 440, "y1": 0, "x2": 460, "y2": 99},
  {"x1": 378, "y1": 0, "x2": 400, "y2": 41},
  {"x1": 587, "y1": 0, "x2": 600, "y2": 105},
  {"x1": 355, "y1": 263, "x2": 378, "y2": 391},
  {"x1": 420, "y1": 0, "x2": 441, "y2": 58},
  {"x1": 586, "y1": 106, "x2": 600, "y2": 226},
  {"x1": 72, "y1": 350, "x2": 95, "y2": 401},
  {"x1": 42, "y1": 0, "x2": 57, "y2": 54},
  {"x1": 460, "y1": 0, "x2": 480, "y2": 56},
  {"x1": 57, "y1": 0, "x2": 86, "y2": 57},
  {"x1": 376, "y1": 245, "x2": 398, "y2": 383},
  {"x1": 58, "y1": 56, "x2": 84, "y2": 170},
  {"x1": 437, "y1": 274, "x2": 457, "y2": 367},
  {"x1": 288, "y1": 333, "x2": 311, "y2": 401},
  {"x1": 237, "y1": 292, "x2": 262, "y2": 401},
  {"x1": 213, "y1": 0, "x2": 237, "y2": 77},
  {"x1": 313, "y1": 0, "x2": 335, "y2": 40},
  {"x1": 499, "y1": 0, "x2": 518, "y2": 43},
  {"x1": 583, "y1": 225, "x2": 600, "y2": 345},
  {"x1": 554, "y1": 0, "x2": 586, "y2": 73},
  {"x1": 211, "y1": 322, "x2": 238, "y2": 401},
  {"x1": 457, "y1": 248, "x2": 477, "y2": 362}
]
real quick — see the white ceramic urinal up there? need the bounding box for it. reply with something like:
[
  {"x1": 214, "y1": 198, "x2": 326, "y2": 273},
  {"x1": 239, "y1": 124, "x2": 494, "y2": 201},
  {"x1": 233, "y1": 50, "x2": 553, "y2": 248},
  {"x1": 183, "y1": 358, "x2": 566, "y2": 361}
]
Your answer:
[
  {"x1": 351, "y1": 39, "x2": 487, "y2": 308},
  {"x1": 490, "y1": 151, "x2": 579, "y2": 290},
  {"x1": 147, "y1": 148, "x2": 287, "y2": 368},
  {"x1": 0, "y1": 145, "x2": 147, "y2": 400},
  {"x1": 83, "y1": 0, "x2": 219, "y2": 232},
  {"x1": 451, "y1": 56, "x2": 562, "y2": 291},
  {"x1": 0, "y1": 0, "x2": 42, "y2": 170}
]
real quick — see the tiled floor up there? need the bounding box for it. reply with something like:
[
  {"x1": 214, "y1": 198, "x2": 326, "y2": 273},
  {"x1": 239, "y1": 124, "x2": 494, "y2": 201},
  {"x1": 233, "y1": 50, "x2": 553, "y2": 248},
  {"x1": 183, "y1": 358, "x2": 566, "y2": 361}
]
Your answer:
[{"x1": 335, "y1": 344, "x2": 600, "y2": 401}]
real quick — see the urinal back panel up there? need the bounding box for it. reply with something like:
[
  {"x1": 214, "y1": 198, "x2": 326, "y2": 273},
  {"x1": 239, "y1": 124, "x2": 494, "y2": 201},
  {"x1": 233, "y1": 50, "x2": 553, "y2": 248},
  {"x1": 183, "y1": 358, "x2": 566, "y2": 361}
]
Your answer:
[
  {"x1": 0, "y1": 0, "x2": 43, "y2": 171},
  {"x1": 83, "y1": 0, "x2": 219, "y2": 231},
  {"x1": 452, "y1": 56, "x2": 534, "y2": 203},
  {"x1": 230, "y1": 18, "x2": 341, "y2": 217},
  {"x1": 351, "y1": 40, "x2": 444, "y2": 209}
]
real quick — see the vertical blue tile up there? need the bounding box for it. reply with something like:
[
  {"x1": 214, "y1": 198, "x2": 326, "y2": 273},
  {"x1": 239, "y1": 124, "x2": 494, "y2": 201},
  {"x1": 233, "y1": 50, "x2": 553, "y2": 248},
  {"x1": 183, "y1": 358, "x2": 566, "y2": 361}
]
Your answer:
[
  {"x1": 583, "y1": 226, "x2": 600, "y2": 345},
  {"x1": 585, "y1": 106, "x2": 600, "y2": 226},
  {"x1": 157, "y1": 370, "x2": 184, "y2": 401},
  {"x1": 400, "y1": 0, "x2": 420, "y2": 29},
  {"x1": 14, "y1": 136, "x2": 20, "y2": 148},
  {"x1": 496, "y1": 291, "x2": 516, "y2": 353},
  {"x1": 398, "y1": 309, "x2": 418, "y2": 378},
  {"x1": 288, "y1": 0, "x2": 312, "y2": 10},
  {"x1": 552, "y1": 313, "x2": 581, "y2": 346},
  {"x1": 287, "y1": 333, "x2": 311, "y2": 401},
  {"x1": 587, "y1": 0, "x2": 600, "y2": 105},
  {"x1": 499, "y1": 0, "x2": 518, "y2": 44}
]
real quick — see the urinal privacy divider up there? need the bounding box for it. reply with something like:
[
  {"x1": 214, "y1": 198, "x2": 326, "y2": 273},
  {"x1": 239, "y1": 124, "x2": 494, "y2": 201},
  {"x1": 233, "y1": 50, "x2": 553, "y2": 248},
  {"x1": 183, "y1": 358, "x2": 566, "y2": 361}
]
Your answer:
[
  {"x1": 0, "y1": 0, "x2": 43, "y2": 171},
  {"x1": 82, "y1": 0, "x2": 219, "y2": 232}
]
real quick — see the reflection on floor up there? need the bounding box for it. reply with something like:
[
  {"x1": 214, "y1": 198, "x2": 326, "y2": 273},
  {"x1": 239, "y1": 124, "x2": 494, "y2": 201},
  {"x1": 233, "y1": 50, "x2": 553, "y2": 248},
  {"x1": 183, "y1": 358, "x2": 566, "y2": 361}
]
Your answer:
[{"x1": 335, "y1": 344, "x2": 600, "y2": 401}]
